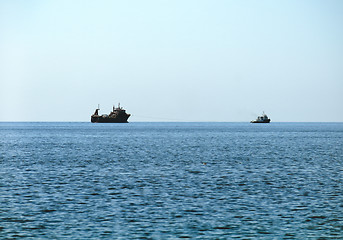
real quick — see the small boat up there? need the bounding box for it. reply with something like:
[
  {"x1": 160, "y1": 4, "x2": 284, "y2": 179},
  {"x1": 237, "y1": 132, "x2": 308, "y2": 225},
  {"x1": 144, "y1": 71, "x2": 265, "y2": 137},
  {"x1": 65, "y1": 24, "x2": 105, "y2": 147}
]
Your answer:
[
  {"x1": 251, "y1": 112, "x2": 271, "y2": 123},
  {"x1": 91, "y1": 103, "x2": 131, "y2": 123}
]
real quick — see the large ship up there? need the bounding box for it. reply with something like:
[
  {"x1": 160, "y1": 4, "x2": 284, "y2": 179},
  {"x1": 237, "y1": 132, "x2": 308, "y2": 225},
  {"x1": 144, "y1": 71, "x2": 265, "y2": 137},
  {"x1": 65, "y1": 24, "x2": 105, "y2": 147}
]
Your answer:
[
  {"x1": 91, "y1": 103, "x2": 131, "y2": 123},
  {"x1": 251, "y1": 112, "x2": 271, "y2": 123}
]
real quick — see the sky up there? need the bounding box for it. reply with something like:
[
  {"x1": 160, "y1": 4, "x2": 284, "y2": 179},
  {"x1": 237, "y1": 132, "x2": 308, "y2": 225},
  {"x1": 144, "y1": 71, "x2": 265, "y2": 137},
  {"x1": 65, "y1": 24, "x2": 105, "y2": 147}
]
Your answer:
[{"x1": 1, "y1": 0, "x2": 342, "y2": 122}]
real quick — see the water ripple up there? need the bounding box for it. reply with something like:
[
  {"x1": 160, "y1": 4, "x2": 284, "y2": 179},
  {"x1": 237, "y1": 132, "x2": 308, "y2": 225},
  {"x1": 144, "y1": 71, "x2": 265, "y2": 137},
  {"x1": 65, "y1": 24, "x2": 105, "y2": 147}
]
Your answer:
[{"x1": 1, "y1": 122, "x2": 343, "y2": 239}]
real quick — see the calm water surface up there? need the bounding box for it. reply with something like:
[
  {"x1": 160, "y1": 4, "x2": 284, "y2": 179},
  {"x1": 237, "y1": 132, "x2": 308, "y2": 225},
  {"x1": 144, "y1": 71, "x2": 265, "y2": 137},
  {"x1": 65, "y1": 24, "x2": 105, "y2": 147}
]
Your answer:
[{"x1": 1, "y1": 122, "x2": 343, "y2": 239}]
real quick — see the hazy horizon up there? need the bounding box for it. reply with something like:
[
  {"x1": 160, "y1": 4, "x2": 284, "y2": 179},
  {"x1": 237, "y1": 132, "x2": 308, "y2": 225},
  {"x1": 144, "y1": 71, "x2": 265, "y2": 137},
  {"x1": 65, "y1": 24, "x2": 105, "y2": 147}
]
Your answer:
[{"x1": 1, "y1": 0, "x2": 342, "y2": 122}]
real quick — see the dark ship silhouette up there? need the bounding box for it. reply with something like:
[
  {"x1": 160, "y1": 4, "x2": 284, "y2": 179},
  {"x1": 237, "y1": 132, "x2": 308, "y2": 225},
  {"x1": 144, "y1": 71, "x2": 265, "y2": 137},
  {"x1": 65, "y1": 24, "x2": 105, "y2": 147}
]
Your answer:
[
  {"x1": 250, "y1": 112, "x2": 271, "y2": 123},
  {"x1": 91, "y1": 103, "x2": 131, "y2": 123}
]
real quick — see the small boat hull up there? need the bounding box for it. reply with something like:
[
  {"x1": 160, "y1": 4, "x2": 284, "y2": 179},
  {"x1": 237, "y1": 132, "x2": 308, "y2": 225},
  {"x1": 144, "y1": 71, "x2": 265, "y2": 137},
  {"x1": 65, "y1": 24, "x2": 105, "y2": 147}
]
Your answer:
[{"x1": 250, "y1": 119, "x2": 271, "y2": 123}]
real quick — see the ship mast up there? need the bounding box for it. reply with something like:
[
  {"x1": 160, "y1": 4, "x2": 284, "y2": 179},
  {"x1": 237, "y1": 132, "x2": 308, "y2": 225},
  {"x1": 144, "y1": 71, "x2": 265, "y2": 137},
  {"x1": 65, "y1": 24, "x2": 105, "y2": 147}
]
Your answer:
[{"x1": 94, "y1": 104, "x2": 100, "y2": 116}]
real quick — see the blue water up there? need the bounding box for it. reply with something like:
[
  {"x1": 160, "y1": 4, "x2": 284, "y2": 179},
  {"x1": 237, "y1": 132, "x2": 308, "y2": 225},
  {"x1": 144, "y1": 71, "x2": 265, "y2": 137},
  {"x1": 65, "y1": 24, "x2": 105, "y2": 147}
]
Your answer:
[{"x1": 1, "y1": 122, "x2": 343, "y2": 239}]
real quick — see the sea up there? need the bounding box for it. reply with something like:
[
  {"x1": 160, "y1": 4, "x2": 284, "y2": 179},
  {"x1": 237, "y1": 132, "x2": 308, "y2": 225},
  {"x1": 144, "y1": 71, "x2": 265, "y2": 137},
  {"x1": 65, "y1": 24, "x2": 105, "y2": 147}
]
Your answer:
[{"x1": 1, "y1": 122, "x2": 342, "y2": 239}]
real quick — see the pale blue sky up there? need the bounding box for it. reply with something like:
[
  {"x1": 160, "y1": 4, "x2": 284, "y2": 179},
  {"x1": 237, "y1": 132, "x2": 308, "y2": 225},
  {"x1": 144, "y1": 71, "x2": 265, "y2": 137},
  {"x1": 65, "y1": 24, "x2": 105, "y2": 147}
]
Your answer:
[{"x1": 1, "y1": 0, "x2": 342, "y2": 121}]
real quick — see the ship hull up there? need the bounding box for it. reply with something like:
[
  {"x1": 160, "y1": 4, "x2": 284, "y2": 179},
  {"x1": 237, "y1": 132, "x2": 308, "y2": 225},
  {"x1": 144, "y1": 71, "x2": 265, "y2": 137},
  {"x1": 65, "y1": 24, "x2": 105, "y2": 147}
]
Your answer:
[
  {"x1": 91, "y1": 115, "x2": 130, "y2": 123},
  {"x1": 250, "y1": 119, "x2": 271, "y2": 123}
]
